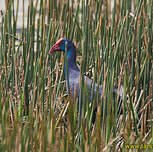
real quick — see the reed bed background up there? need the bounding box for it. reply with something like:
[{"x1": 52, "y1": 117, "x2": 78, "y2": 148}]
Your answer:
[{"x1": 0, "y1": 0, "x2": 152, "y2": 151}]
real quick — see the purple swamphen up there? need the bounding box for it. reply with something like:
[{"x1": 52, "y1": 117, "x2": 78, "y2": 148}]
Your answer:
[{"x1": 49, "y1": 38, "x2": 123, "y2": 118}]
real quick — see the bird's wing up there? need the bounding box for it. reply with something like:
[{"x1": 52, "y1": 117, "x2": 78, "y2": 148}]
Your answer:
[{"x1": 68, "y1": 70, "x2": 102, "y2": 100}]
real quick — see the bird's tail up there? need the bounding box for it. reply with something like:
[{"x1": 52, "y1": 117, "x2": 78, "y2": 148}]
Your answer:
[{"x1": 114, "y1": 83, "x2": 124, "y2": 100}]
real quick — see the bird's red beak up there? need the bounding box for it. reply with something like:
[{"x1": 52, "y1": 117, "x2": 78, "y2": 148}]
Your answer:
[
  {"x1": 49, "y1": 43, "x2": 60, "y2": 53},
  {"x1": 49, "y1": 38, "x2": 64, "y2": 54}
]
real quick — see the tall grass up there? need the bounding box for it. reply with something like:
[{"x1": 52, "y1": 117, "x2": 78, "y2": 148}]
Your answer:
[{"x1": 0, "y1": 0, "x2": 152, "y2": 151}]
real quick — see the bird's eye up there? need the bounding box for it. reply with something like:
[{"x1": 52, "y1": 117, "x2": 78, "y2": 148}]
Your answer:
[{"x1": 60, "y1": 41, "x2": 64, "y2": 45}]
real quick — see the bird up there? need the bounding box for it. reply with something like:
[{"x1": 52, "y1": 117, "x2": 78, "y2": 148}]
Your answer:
[{"x1": 49, "y1": 38, "x2": 123, "y2": 117}]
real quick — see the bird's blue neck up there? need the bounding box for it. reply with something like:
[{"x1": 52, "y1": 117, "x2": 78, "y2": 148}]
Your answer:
[{"x1": 64, "y1": 48, "x2": 79, "y2": 80}]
